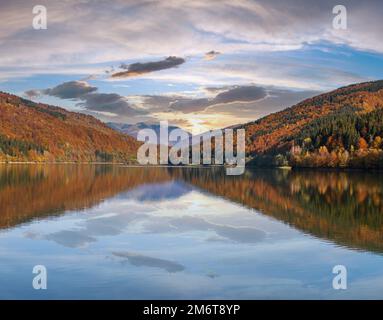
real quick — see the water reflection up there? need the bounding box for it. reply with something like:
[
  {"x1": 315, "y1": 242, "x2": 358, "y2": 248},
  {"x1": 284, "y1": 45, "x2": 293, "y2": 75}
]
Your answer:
[
  {"x1": 1, "y1": 164, "x2": 383, "y2": 299},
  {"x1": 173, "y1": 168, "x2": 383, "y2": 253},
  {"x1": 2, "y1": 165, "x2": 383, "y2": 253},
  {"x1": 112, "y1": 252, "x2": 185, "y2": 273},
  {"x1": 0, "y1": 164, "x2": 171, "y2": 229}
]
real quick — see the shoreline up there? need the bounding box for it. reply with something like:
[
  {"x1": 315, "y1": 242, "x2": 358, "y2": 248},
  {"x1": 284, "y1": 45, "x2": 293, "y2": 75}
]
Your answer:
[
  {"x1": 0, "y1": 162, "x2": 226, "y2": 169},
  {"x1": 0, "y1": 162, "x2": 382, "y2": 172}
]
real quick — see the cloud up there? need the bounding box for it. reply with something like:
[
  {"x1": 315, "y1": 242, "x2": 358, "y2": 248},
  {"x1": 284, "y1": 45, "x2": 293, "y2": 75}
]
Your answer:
[
  {"x1": 170, "y1": 97, "x2": 211, "y2": 113},
  {"x1": 24, "y1": 89, "x2": 41, "y2": 99},
  {"x1": 27, "y1": 80, "x2": 146, "y2": 117},
  {"x1": 205, "y1": 88, "x2": 320, "y2": 119},
  {"x1": 203, "y1": 86, "x2": 231, "y2": 94},
  {"x1": 214, "y1": 85, "x2": 267, "y2": 104},
  {"x1": 139, "y1": 95, "x2": 177, "y2": 111},
  {"x1": 26, "y1": 78, "x2": 320, "y2": 131},
  {"x1": 79, "y1": 92, "x2": 144, "y2": 116},
  {"x1": 25, "y1": 81, "x2": 97, "y2": 99},
  {"x1": 170, "y1": 85, "x2": 267, "y2": 112},
  {"x1": 150, "y1": 86, "x2": 320, "y2": 132},
  {"x1": 0, "y1": 0, "x2": 383, "y2": 82},
  {"x1": 204, "y1": 50, "x2": 221, "y2": 60},
  {"x1": 43, "y1": 81, "x2": 97, "y2": 99},
  {"x1": 112, "y1": 56, "x2": 185, "y2": 78}
]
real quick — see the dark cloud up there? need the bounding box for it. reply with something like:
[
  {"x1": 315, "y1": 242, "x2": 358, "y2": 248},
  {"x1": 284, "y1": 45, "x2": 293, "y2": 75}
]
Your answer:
[
  {"x1": 170, "y1": 85, "x2": 267, "y2": 113},
  {"x1": 203, "y1": 86, "x2": 231, "y2": 94},
  {"x1": 141, "y1": 95, "x2": 177, "y2": 111},
  {"x1": 26, "y1": 80, "x2": 145, "y2": 117},
  {"x1": 204, "y1": 50, "x2": 221, "y2": 60},
  {"x1": 170, "y1": 97, "x2": 211, "y2": 113},
  {"x1": 214, "y1": 86, "x2": 267, "y2": 104},
  {"x1": 24, "y1": 79, "x2": 315, "y2": 123},
  {"x1": 25, "y1": 81, "x2": 97, "y2": 100},
  {"x1": 207, "y1": 88, "x2": 320, "y2": 118},
  {"x1": 79, "y1": 93, "x2": 145, "y2": 116},
  {"x1": 24, "y1": 89, "x2": 41, "y2": 99},
  {"x1": 43, "y1": 81, "x2": 97, "y2": 99},
  {"x1": 112, "y1": 56, "x2": 185, "y2": 78}
]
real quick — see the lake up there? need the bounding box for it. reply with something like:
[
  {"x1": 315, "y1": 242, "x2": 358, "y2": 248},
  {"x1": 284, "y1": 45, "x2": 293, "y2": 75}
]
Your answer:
[{"x1": 1, "y1": 164, "x2": 383, "y2": 299}]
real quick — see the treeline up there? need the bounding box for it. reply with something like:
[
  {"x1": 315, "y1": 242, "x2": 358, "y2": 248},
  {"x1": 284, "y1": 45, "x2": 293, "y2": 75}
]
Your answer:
[
  {"x1": 19, "y1": 97, "x2": 67, "y2": 120},
  {"x1": 0, "y1": 134, "x2": 45, "y2": 159},
  {"x1": 250, "y1": 107, "x2": 383, "y2": 168}
]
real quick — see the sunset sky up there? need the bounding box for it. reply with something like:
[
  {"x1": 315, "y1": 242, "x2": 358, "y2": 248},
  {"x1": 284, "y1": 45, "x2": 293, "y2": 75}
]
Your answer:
[{"x1": 1, "y1": 0, "x2": 383, "y2": 134}]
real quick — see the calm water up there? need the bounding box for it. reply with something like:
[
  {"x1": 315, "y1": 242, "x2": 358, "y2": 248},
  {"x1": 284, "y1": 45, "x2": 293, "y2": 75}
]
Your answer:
[{"x1": 1, "y1": 164, "x2": 383, "y2": 299}]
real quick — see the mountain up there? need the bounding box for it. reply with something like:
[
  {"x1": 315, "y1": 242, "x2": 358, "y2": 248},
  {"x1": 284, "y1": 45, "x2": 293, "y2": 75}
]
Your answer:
[
  {"x1": 108, "y1": 122, "x2": 189, "y2": 145},
  {"x1": 0, "y1": 92, "x2": 140, "y2": 162},
  {"x1": 2, "y1": 80, "x2": 383, "y2": 167},
  {"x1": 237, "y1": 80, "x2": 383, "y2": 168}
]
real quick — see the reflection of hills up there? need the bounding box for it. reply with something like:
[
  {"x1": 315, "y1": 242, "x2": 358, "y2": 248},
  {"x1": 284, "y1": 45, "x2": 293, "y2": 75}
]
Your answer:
[
  {"x1": 173, "y1": 168, "x2": 383, "y2": 254},
  {"x1": 0, "y1": 165, "x2": 172, "y2": 229},
  {"x1": 2, "y1": 165, "x2": 383, "y2": 255}
]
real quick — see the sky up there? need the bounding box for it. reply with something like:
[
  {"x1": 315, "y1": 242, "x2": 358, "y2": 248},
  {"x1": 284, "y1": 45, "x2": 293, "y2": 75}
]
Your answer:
[{"x1": 0, "y1": 0, "x2": 383, "y2": 134}]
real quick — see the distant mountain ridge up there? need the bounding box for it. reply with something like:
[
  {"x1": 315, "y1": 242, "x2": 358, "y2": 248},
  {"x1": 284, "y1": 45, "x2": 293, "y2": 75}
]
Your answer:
[
  {"x1": 108, "y1": 122, "x2": 189, "y2": 145},
  {"x1": 0, "y1": 92, "x2": 140, "y2": 162}
]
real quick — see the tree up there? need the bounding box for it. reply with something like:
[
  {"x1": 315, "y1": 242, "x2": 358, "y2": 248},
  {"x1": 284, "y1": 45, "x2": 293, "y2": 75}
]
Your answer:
[
  {"x1": 358, "y1": 137, "x2": 368, "y2": 150},
  {"x1": 372, "y1": 136, "x2": 382, "y2": 149}
]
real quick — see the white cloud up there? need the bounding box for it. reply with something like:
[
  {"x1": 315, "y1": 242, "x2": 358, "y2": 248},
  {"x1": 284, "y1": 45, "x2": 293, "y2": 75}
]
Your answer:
[
  {"x1": 3, "y1": 0, "x2": 382, "y2": 131},
  {"x1": 0, "y1": 0, "x2": 382, "y2": 76}
]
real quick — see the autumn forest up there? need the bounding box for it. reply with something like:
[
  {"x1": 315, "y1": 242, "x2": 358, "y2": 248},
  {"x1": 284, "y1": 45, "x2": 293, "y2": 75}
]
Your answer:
[{"x1": 1, "y1": 80, "x2": 383, "y2": 169}]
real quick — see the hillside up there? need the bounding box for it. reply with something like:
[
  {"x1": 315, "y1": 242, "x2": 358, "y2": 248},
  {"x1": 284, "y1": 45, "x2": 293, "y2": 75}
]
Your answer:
[
  {"x1": 239, "y1": 80, "x2": 383, "y2": 168},
  {"x1": 0, "y1": 92, "x2": 140, "y2": 162}
]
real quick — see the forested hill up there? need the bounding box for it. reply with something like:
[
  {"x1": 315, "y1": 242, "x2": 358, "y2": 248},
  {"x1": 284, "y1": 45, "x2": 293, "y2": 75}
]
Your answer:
[
  {"x1": 239, "y1": 80, "x2": 383, "y2": 168},
  {"x1": 0, "y1": 92, "x2": 140, "y2": 162},
  {"x1": 2, "y1": 79, "x2": 383, "y2": 168}
]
